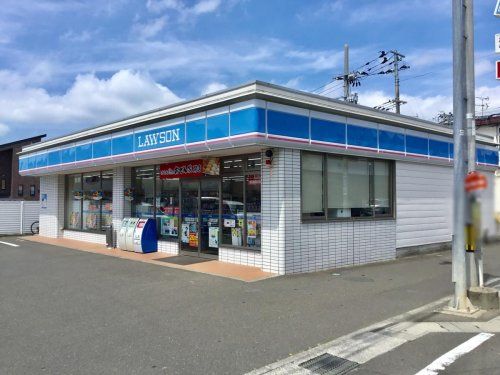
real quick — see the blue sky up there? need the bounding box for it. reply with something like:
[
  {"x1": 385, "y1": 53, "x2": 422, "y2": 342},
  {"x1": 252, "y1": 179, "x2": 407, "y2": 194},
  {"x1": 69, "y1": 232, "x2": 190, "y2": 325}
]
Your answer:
[{"x1": 0, "y1": 0, "x2": 499, "y2": 142}]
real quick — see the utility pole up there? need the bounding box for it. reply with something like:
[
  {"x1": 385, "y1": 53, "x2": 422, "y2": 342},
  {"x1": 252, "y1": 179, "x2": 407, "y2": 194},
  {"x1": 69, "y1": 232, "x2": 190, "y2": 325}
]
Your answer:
[
  {"x1": 390, "y1": 50, "x2": 407, "y2": 114},
  {"x1": 343, "y1": 44, "x2": 350, "y2": 101},
  {"x1": 464, "y1": 0, "x2": 479, "y2": 288},
  {"x1": 452, "y1": 0, "x2": 469, "y2": 310},
  {"x1": 476, "y1": 96, "x2": 489, "y2": 116}
]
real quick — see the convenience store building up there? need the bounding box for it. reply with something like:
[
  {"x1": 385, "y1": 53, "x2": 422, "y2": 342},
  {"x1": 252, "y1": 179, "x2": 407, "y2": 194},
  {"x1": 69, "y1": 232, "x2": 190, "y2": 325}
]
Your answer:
[{"x1": 19, "y1": 81, "x2": 499, "y2": 274}]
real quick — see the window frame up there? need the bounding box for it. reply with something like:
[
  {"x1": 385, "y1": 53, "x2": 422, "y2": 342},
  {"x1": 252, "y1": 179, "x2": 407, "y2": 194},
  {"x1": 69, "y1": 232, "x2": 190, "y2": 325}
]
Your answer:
[
  {"x1": 18, "y1": 184, "x2": 24, "y2": 197},
  {"x1": 300, "y1": 151, "x2": 395, "y2": 222},
  {"x1": 64, "y1": 170, "x2": 113, "y2": 233},
  {"x1": 29, "y1": 184, "x2": 36, "y2": 197}
]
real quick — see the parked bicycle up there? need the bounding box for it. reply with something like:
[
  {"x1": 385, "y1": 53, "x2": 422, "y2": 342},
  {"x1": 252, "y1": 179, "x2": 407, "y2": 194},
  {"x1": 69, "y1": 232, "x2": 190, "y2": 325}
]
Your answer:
[{"x1": 31, "y1": 221, "x2": 39, "y2": 235}]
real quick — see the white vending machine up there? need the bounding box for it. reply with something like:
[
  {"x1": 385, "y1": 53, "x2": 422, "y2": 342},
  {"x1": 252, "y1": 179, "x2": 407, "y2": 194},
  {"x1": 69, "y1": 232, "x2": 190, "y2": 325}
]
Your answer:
[
  {"x1": 117, "y1": 218, "x2": 130, "y2": 250},
  {"x1": 124, "y1": 218, "x2": 139, "y2": 251}
]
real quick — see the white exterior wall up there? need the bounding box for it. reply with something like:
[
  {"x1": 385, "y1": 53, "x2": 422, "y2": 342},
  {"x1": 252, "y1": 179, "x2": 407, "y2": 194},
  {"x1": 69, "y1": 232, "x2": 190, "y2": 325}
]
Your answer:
[
  {"x1": 39, "y1": 175, "x2": 65, "y2": 238},
  {"x1": 395, "y1": 161, "x2": 497, "y2": 249},
  {"x1": 63, "y1": 229, "x2": 106, "y2": 244},
  {"x1": 258, "y1": 148, "x2": 396, "y2": 274}
]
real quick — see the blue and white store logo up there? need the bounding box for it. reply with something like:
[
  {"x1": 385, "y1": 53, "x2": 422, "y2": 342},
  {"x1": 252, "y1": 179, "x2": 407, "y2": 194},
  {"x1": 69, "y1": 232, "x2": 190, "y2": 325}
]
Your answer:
[{"x1": 135, "y1": 125, "x2": 184, "y2": 151}]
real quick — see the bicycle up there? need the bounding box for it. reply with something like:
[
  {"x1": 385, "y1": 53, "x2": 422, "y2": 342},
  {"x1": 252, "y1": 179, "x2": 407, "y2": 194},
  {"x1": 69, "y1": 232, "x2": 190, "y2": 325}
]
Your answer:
[{"x1": 31, "y1": 221, "x2": 39, "y2": 235}]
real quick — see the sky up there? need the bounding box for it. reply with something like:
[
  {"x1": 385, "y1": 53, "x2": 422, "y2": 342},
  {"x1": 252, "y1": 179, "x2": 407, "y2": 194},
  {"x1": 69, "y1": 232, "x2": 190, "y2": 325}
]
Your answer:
[{"x1": 0, "y1": 0, "x2": 499, "y2": 142}]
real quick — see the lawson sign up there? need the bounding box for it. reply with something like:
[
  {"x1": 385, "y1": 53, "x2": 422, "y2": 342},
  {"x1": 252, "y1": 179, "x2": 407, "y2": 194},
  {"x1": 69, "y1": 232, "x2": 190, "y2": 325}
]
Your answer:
[{"x1": 134, "y1": 124, "x2": 184, "y2": 152}]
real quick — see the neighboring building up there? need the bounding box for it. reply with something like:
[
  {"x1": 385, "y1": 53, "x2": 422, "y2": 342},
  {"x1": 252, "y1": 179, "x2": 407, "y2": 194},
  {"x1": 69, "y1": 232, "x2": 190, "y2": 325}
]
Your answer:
[
  {"x1": 18, "y1": 82, "x2": 499, "y2": 274},
  {"x1": 476, "y1": 114, "x2": 500, "y2": 142},
  {"x1": 0, "y1": 135, "x2": 46, "y2": 200}
]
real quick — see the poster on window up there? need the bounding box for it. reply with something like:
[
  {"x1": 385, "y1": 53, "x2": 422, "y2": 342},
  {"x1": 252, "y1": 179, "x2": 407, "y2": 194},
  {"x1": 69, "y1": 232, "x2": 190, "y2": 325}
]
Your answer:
[
  {"x1": 209, "y1": 227, "x2": 219, "y2": 248},
  {"x1": 69, "y1": 211, "x2": 80, "y2": 228},
  {"x1": 189, "y1": 230, "x2": 198, "y2": 247},
  {"x1": 41, "y1": 193, "x2": 47, "y2": 209},
  {"x1": 161, "y1": 215, "x2": 178, "y2": 237},
  {"x1": 231, "y1": 227, "x2": 242, "y2": 246},
  {"x1": 247, "y1": 220, "x2": 257, "y2": 238},
  {"x1": 85, "y1": 213, "x2": 98, "y2": 229},
  {"x1": 181, "y1": 223, "x2": 189, "y2": 243}
]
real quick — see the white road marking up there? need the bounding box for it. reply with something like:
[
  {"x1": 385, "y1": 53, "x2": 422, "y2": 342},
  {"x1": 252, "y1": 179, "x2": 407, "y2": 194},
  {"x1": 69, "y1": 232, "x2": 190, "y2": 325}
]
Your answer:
[
  {"x1": 247, "y1": 277, "x2": 500, "y2": 375},
  {"x1": 414, "y1": 332, "x2": 494, "y2": 375},
  {"x1": 0, "y1": 240, "x2": 19, "y2": 247}
]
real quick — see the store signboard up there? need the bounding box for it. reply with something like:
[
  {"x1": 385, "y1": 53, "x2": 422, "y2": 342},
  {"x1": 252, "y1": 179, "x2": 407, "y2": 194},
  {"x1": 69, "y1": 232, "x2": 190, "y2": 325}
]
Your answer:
[
  {"x1": 496, "y1": 34, "x2": 500, "y2": 53},
  {"x1": 135, "y1": 124, "x2": 184, "y2": 152},
  {"x1": 159, "y1": 158, "x2": 220, "y2": 179},
  {"x1": 497, "y1": 61, "x2": 500, "y2": 80},
  {"x1": 495, "y1": 0, "x2": 500, "y2": 17}
]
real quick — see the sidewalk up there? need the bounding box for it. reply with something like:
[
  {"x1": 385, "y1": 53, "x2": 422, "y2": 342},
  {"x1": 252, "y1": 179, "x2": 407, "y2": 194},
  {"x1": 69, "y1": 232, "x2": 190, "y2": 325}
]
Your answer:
[{"x1": 21, "y1": 235, "x2": 275, "y2": 282}]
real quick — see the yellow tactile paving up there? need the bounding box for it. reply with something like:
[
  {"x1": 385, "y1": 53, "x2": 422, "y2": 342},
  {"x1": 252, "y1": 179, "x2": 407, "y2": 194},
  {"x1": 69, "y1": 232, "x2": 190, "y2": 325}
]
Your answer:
[{"x1": 21, "y1": 235, "x2": 276, "y2": 282}]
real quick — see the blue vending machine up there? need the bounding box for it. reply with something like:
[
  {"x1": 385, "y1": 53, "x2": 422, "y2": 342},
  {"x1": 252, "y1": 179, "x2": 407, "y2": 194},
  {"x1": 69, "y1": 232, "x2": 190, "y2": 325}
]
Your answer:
[{"x1": 132, "y1": 218, "x2": 158, "y2": 253}]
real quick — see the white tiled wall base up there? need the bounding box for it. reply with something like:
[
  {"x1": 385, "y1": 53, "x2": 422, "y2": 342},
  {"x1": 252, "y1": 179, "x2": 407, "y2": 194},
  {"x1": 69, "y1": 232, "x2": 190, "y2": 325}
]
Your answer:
[
  {"x1": 63, "y1": 230, "x2": 107, "y2": 245},
  {"x1": 219, "y1": 247, "x2": 263, "y2": 268},
  {"x1": 158, "y1": 240, "x2": 179, "y2": 255},
  {"x1": 262, "y1": 148, "x2": 396, "y2": 275}
]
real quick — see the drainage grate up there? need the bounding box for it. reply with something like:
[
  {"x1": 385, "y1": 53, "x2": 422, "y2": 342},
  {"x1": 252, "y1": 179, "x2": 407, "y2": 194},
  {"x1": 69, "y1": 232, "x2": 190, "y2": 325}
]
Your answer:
[{"x1": 299, "y1": 353, "x2": 359, "y2": 375}]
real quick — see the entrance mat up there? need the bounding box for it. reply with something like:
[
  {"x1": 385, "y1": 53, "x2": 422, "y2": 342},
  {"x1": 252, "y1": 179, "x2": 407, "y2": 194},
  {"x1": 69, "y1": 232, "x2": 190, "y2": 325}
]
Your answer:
[{"x1": 155, "y1": 256, "x2": 213, "y2": 266}]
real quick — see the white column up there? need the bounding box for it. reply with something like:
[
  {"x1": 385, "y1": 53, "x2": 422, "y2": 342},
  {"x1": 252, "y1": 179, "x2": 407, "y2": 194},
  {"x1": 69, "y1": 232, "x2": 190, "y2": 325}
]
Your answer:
[
  {"x1": 112, "y1": 167, "x2": 132, "y2": 234},
  {"x1": 39, "y1": 175, "x2": 65, "y2": 238}
]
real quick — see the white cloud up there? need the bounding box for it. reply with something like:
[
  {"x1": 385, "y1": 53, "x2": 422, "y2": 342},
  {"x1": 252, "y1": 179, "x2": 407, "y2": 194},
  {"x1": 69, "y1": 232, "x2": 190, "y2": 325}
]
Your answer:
[
  {"x1": 0, "y1": 69, "x2": 182, "y2": 139},
  {"x1": 132, "y1": 16, "x2": 168, "y2": 39},
  {"x1": 0, "y1": 123, "x2": 10, "y2": 137},
  {"x1": 146, "y1": 0, "x2": 222, "y2": 20},
  {"x1": 356, "y1": 84, "x2": 500, "y2": 121},
  {"x1": 192, "y1": 0, "x2": 221, "y2": 15},
  {"x1": 60, "y1": 30, "x2": 94, "y2": 43},
  {"x1": 201, "y1": 81, "x2": 227, "y2": 95}
]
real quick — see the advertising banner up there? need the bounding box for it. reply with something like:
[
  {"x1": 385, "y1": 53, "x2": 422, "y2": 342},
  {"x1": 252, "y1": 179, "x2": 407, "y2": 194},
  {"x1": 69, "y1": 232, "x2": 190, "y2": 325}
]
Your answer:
[{"x1": 159, "y1": 158, "x2": 220, "y2": 179}]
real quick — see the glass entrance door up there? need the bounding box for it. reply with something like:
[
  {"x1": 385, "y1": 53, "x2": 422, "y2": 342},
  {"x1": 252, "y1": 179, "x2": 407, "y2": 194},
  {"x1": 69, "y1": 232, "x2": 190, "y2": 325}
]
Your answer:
[
  {"x1": 200, "y1": 179, "x2": 219, "y2": 256},
  {"x1": 180, "y1": 180, "x2": 199, "y2": 254},
  {"x1": 180, "y1": 178, "x2": 220, "y2": 258}
]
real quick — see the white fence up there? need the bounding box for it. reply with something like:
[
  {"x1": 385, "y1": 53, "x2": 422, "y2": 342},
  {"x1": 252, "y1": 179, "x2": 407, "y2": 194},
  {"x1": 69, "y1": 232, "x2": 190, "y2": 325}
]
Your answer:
[{"x1": 0, "y1": 201, "x2": 40, "y2": 235}]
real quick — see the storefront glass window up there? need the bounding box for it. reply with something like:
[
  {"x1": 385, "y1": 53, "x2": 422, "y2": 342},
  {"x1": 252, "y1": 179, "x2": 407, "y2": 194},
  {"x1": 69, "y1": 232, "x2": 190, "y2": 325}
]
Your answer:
[
  {"x1": 132, "y1": 166, "x2": 155, "y2": 219},
  {"x1": 302, "y1": 151, "x2": 393, "y2": 220},
  {"x1": 373, "y1": 160, "x2": 392, "y2": 217},
  {"x1": 222, "y1": 156, "x2": 244, "y2": 173},
  {"x1": 221, "y1": 175, "x2": 245, "y2": 246},
  {"x1": 156, "y1": 176, "x2": 179, "y2": 240},
  {"x1": 246, "y1": 173, "x2": 261, "y2": 248},
  {"x1": 327, "y1": 157, "x2": 371, "y2": 218},
  {"x1": 130, "y1": 154, "x2": 261, "y2": 250},
  {"x1": 101, "y1": 170, "x2": 113, "y2": 230},
  {"x1": 83, "y1": 172, "x2": 102, "y2": 231},
  {"x1": 301, "y1": 153, "x2": 324, "y2": 218},
  {"x1": 65, "y1": 171, "x2": 112, "y2": 232},
  {"x1": 66, "y1": 174, "x2": 82, "y2": 229}
]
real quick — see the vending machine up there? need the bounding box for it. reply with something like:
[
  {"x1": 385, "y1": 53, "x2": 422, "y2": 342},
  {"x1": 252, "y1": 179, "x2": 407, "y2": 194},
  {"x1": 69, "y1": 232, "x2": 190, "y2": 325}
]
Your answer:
[
  {"x1": 117, "y1": 218, "x2": 130, "y2": 250},
  {"x1": 124, "y1": 218, "x2": 139, "y2": 251},
  {"x1": 132, "y1": 218, "x2": 158, "y2": 253}
]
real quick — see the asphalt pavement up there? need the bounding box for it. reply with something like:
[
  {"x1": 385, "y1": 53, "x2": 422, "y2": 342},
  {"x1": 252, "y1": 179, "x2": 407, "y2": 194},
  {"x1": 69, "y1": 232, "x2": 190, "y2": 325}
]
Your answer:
[{"x1": 1, "y1": 237, "x2": 500, "y2": 374}]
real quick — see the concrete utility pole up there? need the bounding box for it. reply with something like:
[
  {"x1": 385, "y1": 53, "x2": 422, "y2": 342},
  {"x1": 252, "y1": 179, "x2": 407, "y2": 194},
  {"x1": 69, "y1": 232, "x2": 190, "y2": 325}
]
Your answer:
[
  {"x1": 452, "y1": 0, "x2": 469, "y2": 310},
  {"x1": 343, "y1": 44, "x2": 350, "y2": 101},
  {"x1": 464, "y1": 0, "x2": 479, "y2": 288},
  {"x1": 390, "y1": 50, "x2": 406, "y2": 114}
]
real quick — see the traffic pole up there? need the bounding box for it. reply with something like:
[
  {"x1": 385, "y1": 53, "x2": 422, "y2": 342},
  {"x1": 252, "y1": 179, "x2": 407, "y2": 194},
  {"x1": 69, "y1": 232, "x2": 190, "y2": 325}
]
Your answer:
[{"x1": 452, "y1": 0, "x2": 469, "y2": 310}]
